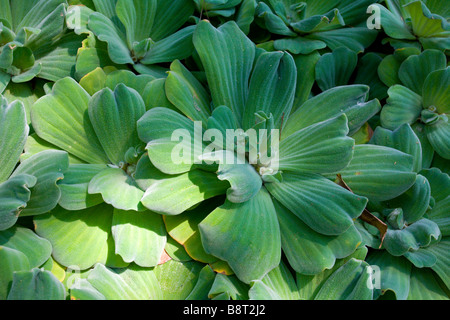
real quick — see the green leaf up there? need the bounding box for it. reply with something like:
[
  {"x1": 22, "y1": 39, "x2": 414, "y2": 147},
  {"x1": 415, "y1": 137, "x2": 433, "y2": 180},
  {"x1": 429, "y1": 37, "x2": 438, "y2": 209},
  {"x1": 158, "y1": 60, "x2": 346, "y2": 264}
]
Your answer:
[
  {"x1": 88, "y1": 11, "x2": 133, "y2": 64},
  {"x1": 112, "y1": 209, "x2": 166, "y2": 267},
  {"x1": 382, "y1": 174, "x2": 431, "y2": 224},
  {"x1": 0, "y1": 246, "x2": 30, "y2": 300},
  {"x1": 208, "y1": 273, "x2": 249, "y2": 300},
  {"x1": 273, "y1": 37, "x2": 326, "y2": 55},
  {"x1": 115, "y1": 0, "x2": 156, "y2": 47},
  {"x1": 405, "y1": 0, "x2": 449, "y2": 38},
  {"x1": 34, "y1": 204, "x2": 112, "y2": 270},
  {"x1": 335, "y1": 144, "x2": 416, "y2": 201},
  {"x1": 306, "y1": 27, "x2": 377, "y2": 53},
  {"x1": 296, "y1": 247, "x2": 368, "y2": 300},
  {"x1": 89, "y1": 84, "x2": 146, "y2": 166},
  {"x1": 276, "y1": 114, "x2": 354, "y2": 174},
  {"x1": 84, "y1": 263, "x2": 162, "y2": 300},
  {"x1": 0, "y1": 226, "x2": 52, "y2": 268},
  {"x1": 292, "y1": 51, "x2": 321, "y2": 110},
  {"x1": 366, "y1": 250, "x2": 411, "y2": 300},
  {"x1": 165, "y1": 59, "x2": 211, "y2": 124},
  {"x1": 88, "y1": 167, "x2": 144, "y2": 211},
  {"x1": 266, "y1": 172, "x2": 367, "y2": 236},
  {"x1": 314, "y1": 258, "x2": 373, "y2": 300},
  {"x1": 141, "y1": 26, "x2": 195, "y2": 64},
  {"x1": 151, "y1": 0, "x2": 195, "y2": 41},
  {"x1": 0, "y1": 98, "x2": 29, "y2": 182},
  {"x1": 7, "y1": 268, "x2": 65, "y2": 300},
  {"x1": 243, "y1": 50, "x2": 296, "y2": 131},
  {"x1": 420, "y1": 167, "x2": 450, "y2": 203},
  {"x1": 200, "y1": 151, "x2": 262, "y2": 204},
  {"x1": 371, "y1": 124, "x2": 423, "y2": 173},
  {"x1": 425, "y1": 118, "x2": 450, "y2": 160},
  {"x1": 249, "y1": 261, "x2": 300, "y2": 300},
  {"x1": 31, "y1": 77, "x2": 109, "y2": 164},
  {"x1": 193, "y1": 20, "x2": 255, "y2": 126},
  {"x1": 154, "y1": 260, "x2": 205, "y2": 300},
  {"x1": 33, "y1": 33, "x2": 86, "y2": 82},
  {"x1": 284, "y1": 85, "x2": 380, "y2": 138},
  {"x1": 57, "y1": 164, "x2": 106, "y2": 211},
  {"x1": 0, "y1": 174, "x2": 37, "y2": 231},
  {"x1": 371, "y1": 3, "x2": 415, "y2": 39},
  {"x1": 141, "y1": 168, "x2": 228, "y2": 215},
  {"x1": 422, "y1": 67, "x2": 450, "y2": 114},
  {"x1": 199, "y1": 188, "x2": 281, "y2": 284},
  {"x1": 11, "y1": 150, "x2": 69, "y2": 216},
  {"x1": 383, "y1": 218, "x2": 440, "y2": 256},
  {"x1": 137, "y1": 107, "x2": 210, "y2": 175},
  {"x1": 380, "y1": 85, "x2": 423, "y2": 131},
  {"x1": 315, "y1": 47, "x2": 357, "y2": 91},
  {"x1": 186, "y1": 265, "x2": 217, "y2": 300},
  {"x1": 164, "y1": 199, "x2": 221, "y2": 263},
  {"x1": 398, "y1": 49, "x2": 446, "y2": 95},
  {"x1": 408, "y1": 267, "x2": 449, "y2": 300},
  {"x1": 274, "y1": 199, "x2": 362, "y2": 275}
]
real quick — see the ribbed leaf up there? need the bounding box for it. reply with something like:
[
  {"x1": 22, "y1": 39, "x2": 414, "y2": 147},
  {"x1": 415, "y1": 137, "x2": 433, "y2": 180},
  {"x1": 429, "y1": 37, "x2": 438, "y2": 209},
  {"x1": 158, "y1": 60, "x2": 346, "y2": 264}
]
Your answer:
[
  {"x1": 315, "y1": 47, "x2": 357, "y2": 91},
  {"x1": 193, "y1": 20, "x2": 255, "y2": 125},
  {"x1": 242, "y1": 51, "x2": 296, "y2": 131},
  {"x1": 57, "y1": 164, "x2": 106, "y2": 211},
  {"x1": 11, "y1": 150, "x2": 69, "y2": 216},
  {"x1": 200, "y1": 151, "x2": 262, "y2": 204},
  {"x1": 31, "y1": 77, "x2": 109, "y2": 164},
  {"x1": 371, "y1": 3, "x2": 415, "y2": 39},
  {"x1": 407, "y1": 267, "x2": 448, "y2": 300},
  {"x1": 283, "y1": 85, "x2": 379, "y2": 138},
  {"x1": 0, "y1": 98, "x2": 29, "y2": 182},
  {"x1": 115, "y1": 0, "x2": 156, "y2": 47},
  {"x1": 89, "y1": 84, "x2": 146, "y2": 166},
  {"x1": 165, "y1": 59, "x2": 211, "y2": 125},
  {"x1": 366, "y1": 250, "x2": 411, "y2": 300},
  {"x1": 266, "y1": 172, "x2": 367, "y2": 236},
  {"x1": 88, "y1": 167, "x2": 145, "y2": 211},
  {"x1": 141, "y1": 26, "x2": 195, "y2": 64},
  {"x1": 276, "y1": 115, "x2": 354, "y2": 174},
  {"x1": 7, "y1": 268, "x2": 65, "y2": 300},
  {"x1": 314, "y1": 258, "x2": 373, "y2": 300},
  {"x1": 137, "y1": 107, "x2": 207, "y2": 175},
  {"x1": 249, "y1": 261, "x2": 300, "y2": 300},
  {"x1": 34, "y1": 204, "x2": 112, "y2": 270},
  {"x1": 422, "y1": 67, "x2": 449, "y2": 114},
  {"x1": 84, "y1": 263, "x2": 162, "y2": 300},
  {"x1": 306, "y1": 27, "x2": 377, "y2": 53},
  {"x1": 0, "y1": 226, "x2": 51, "y2": 269},
  {"x1": 382, "y1": 175, "x2": 431, "y2": 224},
  {"x1": 0, "y1": 174, "x2": 36, "y2": 231},
  {"x1": 371, "y1": 124, "x2": 423, "y2": 173},
  {"x1": 398, "y1": 49, "x2": 446, "y2": 95},
  {"x1": 274, "y1": 199, "x2": 362, "y2": 275},
  {"x1": 380, "y1": 85, "x2": 423, "y2": 130},
  {"x1": 141, "y1": 168, "x2": 228, "y2": 215},
  {"x1": 425, "y1": 119, "x2": 450, "y2": 159},
  {"x1": 335, "y1": 144, "x2": 416, "y2": 202},
  {"x1": 112, "y1": 209, "x2": 166, "y2": 268},
  {"x1": 0, "y1": 246, "x2": 30, "y2": 300},
  {"x1": 154, "y1": 260, "x2": 205, "y2": 300},
  {"x1": 163, "y1": 199, "x2": 219, "y2": 263},
  {"x1": 88, "y1": 11, "x2": 133, "y2": 64},
  {"x1": 199, "y1": 188, "x2": 281, "y2": 284},
  {"x1": 383, "y1": 218, "x2": 440, "y2": 256}
]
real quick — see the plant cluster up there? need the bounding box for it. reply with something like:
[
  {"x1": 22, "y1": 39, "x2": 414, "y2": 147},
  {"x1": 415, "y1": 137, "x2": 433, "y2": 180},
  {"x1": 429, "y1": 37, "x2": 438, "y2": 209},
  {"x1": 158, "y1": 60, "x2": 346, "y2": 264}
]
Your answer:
[{"x1": 0, "y1": 0, "x2": 448, "y2": 300}]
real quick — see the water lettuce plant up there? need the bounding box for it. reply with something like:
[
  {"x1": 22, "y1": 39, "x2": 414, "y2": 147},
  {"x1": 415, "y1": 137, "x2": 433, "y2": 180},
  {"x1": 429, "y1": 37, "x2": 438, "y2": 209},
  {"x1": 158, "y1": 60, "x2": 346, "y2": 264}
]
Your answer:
[{"x1": 0, "y1": 0, "x2": 448, "y2": 301}]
